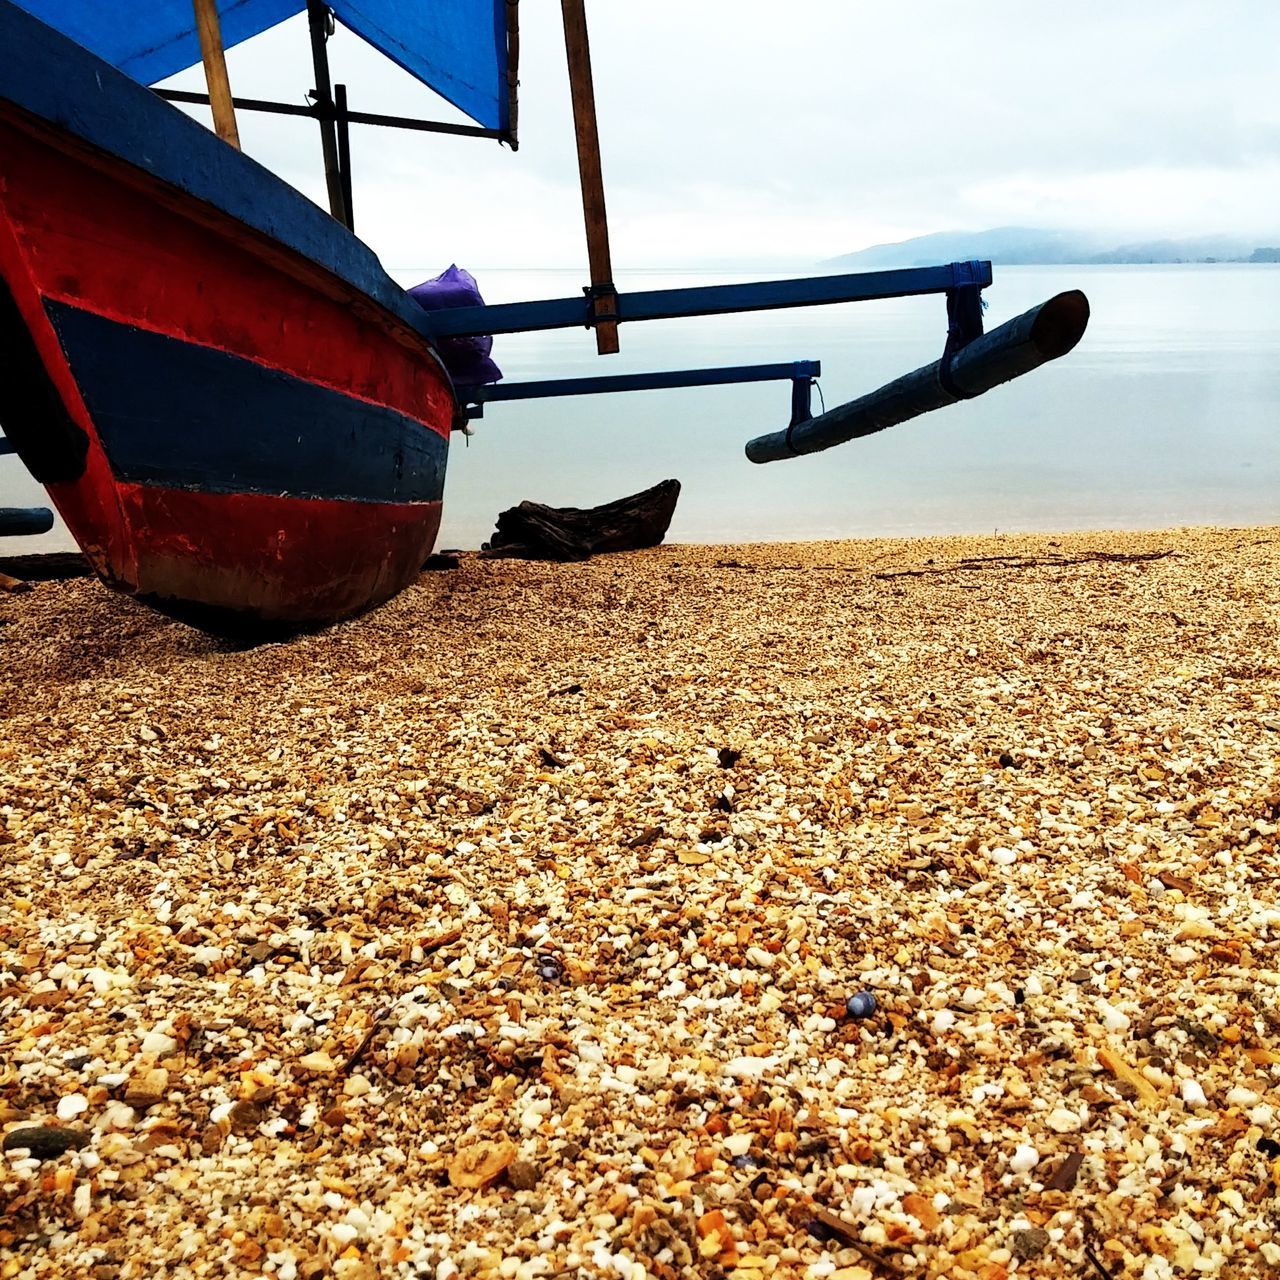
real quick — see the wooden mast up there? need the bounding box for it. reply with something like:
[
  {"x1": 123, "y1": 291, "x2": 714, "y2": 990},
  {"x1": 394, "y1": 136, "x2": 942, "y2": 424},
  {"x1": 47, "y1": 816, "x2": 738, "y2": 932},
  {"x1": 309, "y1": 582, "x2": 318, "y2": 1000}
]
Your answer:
[
  {"x1": 191, "y1": 0, "x2": 241, "y2": 149},
  {"x1": 560, "y1": 0, "x2": 618, "y2": 355}
]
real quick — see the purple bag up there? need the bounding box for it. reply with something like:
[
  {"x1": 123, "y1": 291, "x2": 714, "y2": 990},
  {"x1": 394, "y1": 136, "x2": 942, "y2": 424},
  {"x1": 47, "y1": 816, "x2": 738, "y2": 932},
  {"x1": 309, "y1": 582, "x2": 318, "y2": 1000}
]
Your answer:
[{"x1": 408, "y1": 265, "x2": 502, "y2": 388}]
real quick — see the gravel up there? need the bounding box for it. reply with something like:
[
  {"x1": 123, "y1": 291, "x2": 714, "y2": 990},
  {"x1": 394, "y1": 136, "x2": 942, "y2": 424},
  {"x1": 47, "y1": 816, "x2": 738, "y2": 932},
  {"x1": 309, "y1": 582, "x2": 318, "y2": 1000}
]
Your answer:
[{"x1": 2, "y1": 526, "x2": 1279, "y2": 1279}]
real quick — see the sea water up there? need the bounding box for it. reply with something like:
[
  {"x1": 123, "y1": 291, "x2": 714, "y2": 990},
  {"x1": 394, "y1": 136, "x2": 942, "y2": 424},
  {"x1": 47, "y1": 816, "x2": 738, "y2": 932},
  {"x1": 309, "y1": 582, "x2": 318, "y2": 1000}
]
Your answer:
[{"x1": 3, "y1": 264, "x2": 1277, "y2": 554}]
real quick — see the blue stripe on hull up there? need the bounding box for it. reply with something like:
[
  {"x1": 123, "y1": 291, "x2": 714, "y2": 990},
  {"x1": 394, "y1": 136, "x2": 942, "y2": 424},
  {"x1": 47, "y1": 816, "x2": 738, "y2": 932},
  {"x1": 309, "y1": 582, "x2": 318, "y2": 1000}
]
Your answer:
[{"x1": 45, "y1": 301, "x2": 448, "y2": 505}]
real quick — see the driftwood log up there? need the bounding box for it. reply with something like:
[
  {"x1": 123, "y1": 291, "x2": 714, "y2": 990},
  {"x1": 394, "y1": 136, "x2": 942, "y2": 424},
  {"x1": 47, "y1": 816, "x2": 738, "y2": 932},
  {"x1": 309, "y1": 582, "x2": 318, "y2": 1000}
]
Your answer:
[
  {"x1": 483, "y1": 479, "x2": 680, "y2": 561},
  {"x1": 0, "y1": 552, "x2": 91, "y2": 581}
]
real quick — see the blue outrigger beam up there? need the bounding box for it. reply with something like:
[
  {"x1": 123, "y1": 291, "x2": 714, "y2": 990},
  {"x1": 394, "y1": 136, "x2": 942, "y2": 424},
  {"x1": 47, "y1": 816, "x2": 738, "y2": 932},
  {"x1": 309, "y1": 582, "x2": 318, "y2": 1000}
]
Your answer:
[
  {"x1": 0, "y1": 434, "x2": 15, "y2": 455},
  {"x1": 463, "y1": 360, "x2": 820, "y2": 422},
  {"x1": 424, "y1": 261, "x2": 993, "y2": 338},
  {"x1": 745, "y1": 290, "x2": 1090, "y2": 463},
  {"x1": 0, "y1": 506, "x2": 54, "y2": 536}
]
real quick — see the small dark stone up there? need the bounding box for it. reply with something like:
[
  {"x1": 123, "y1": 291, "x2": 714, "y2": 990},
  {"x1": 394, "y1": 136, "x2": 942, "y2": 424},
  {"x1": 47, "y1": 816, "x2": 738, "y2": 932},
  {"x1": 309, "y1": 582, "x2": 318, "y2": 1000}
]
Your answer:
[
  {"x1": 999, "y1": 752, "x2": 1017, "y2": 768},
  {"x1": 320, "y1": 1105, "x2": 347, "y2": 1129},
  {"x1": 228, "y1": 1100, "x2": 264, "y2": 1135},
  {"x1": 508, "y1": 1160, "x2": 540, "y2": 1190},
  {"x1": 2, "y1": 1125, "x2": 89, "y2": 1160},
  {"x1": 1014, "y1": 987, "x2": 1026, "y2": 1005},
  {"x1": 717, "y1": 748, "x2": 742, "y2": 769},
  {"x1": 1012, "y1": 1227, "x2": 1050, "y2": 1260},
  {"x1": 1174, "y1": 1016, "x2": 1220, "y2": 1054},
  {"x1": 1257, "y1": 1136, "x2": 1280, "y2": 1158},
  {"x1": 803, "y1": 1217, "x2": 839, "y2": 1245},
  {"x1": 625, "y1": 826, "x2": 663, "y2": 850},
  {"x1": 422, "y1": 553, "x2": 460, "y2": 571},
  {"x1": 845, "y1": 991, "x2": 878, "y2": 1019},
  {"x1": 1042, "y1": 1150, "x2": 1085, "y2": 1192},
  {"x1": 246, "y1": 942, "x2": 276, "y2": 965}
]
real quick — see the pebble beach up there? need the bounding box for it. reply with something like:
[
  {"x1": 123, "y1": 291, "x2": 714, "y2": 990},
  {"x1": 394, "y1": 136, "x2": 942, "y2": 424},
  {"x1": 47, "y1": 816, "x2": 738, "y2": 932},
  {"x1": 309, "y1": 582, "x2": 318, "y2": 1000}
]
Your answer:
[{"x1": 2, "y1": 526, "x2": 1279, "y2": 1280}]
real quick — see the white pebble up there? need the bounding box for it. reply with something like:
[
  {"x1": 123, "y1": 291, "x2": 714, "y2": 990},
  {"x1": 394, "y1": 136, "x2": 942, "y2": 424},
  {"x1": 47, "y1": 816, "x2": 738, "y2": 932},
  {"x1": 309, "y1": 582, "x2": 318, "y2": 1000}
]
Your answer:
[
  {"x1": 1096, "y1": 999, "x2": 1130, "y2": 1033},
  {"x1": 1227, "y1": 1086, "x2": 1261, "y2": 1108},
  {"x1": 141, "y1": 1032, "x2": 177, "y2": 1055},
  {"x1": 1180, "y1": 1078, "x2": 1208, "y2": 1107},
  {"x1": 56, "y1": 1094, "x2": 88, "y2": 1121},
  {"x1": 1010, "y1": 1144, "x2": 1039, "y2": 1173},
  {"x1": 989, "y1": 847, "x2": 1016, "y2": 866},
  {"x1": 724, "y1": 1133, "x2": 752, "y2": 1157},
  {"x1": 722, "y1": 1055, "x2": 778, "y2": 1080},
  {"x1": 1046, "y1": 1107, "x2": 1083, "y2": 1133}
]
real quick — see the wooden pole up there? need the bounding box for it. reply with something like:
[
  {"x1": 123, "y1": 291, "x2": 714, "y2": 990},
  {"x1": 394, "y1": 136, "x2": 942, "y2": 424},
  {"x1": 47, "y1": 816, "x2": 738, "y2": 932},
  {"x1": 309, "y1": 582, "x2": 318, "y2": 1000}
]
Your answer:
[
  {"x1": 560, "y1": 0, "x2": 618, "y2": 355},
  {"x1": 307, "y1": 0, "x2": 350, "y2": 227},
  {"x1": 191, "y1": 0, "x2": 241, "y2": 149},
  {"x1": 335, "y1": 83, "x2": 354, "y2": 231},
  {"x1": 505, "y1": 0, "x2": 520, "y2": 150}
]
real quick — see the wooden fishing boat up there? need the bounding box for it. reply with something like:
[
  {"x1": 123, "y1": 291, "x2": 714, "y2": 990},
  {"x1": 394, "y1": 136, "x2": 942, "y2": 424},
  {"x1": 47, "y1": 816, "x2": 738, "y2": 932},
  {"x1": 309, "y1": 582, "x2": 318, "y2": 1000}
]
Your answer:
[
  {"x1": 0, "y1": 1, "x2": 463, "y2": 628},
  {"x1": 0, "y1": 0, "x2": 1089, "y2": 633}
]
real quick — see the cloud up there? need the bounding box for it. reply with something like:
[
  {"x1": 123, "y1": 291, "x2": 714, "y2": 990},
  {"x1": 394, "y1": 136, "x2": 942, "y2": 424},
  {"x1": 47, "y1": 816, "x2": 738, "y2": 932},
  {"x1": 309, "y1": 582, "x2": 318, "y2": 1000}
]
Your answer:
[{"x1": 163, "y1": 1, "x2": 1280, "y2": 266}]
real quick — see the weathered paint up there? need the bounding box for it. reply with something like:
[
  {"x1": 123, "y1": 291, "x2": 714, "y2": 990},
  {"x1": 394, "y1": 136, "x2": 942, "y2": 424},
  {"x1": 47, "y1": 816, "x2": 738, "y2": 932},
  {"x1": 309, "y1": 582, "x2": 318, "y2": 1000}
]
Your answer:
[
  {"x1": 109, "y1": 484, "x2": 442, "y2": 627},
  {"x1": 45, "y1": 300, "x2": 448, "y2": 503},
  {"x1": 0, "y1": 0, "x2": 441, "y2": 345},
  {"x1": 0, "y1": 30, "x2": 454, "y2": 628}
]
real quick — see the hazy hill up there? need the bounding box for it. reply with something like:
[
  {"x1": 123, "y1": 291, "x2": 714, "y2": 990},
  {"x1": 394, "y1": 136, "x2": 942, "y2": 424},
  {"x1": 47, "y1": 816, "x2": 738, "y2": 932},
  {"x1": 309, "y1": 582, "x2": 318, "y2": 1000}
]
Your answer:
[{"x1": 821, "y1": 227, "x2": 1276, "y2": 269}]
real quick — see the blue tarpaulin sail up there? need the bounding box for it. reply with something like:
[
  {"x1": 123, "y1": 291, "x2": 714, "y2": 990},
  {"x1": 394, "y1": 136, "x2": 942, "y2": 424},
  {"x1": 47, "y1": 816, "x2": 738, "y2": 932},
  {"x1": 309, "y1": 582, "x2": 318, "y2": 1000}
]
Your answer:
[{"x1": 12, "y1": 0, "x2": 512, "y2": 132}]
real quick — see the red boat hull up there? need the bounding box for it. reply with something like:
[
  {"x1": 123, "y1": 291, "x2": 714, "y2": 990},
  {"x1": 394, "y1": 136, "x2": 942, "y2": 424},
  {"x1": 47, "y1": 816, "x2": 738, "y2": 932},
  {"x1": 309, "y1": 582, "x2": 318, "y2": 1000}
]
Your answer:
[{"x1": 0, "y1": 93, "x2": 453, "y2": 629}]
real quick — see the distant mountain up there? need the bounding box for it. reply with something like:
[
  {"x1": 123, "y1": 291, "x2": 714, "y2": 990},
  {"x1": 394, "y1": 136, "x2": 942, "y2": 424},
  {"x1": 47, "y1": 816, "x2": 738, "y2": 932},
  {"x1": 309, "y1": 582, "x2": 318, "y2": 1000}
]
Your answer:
[{"x1": 821, "y1": 227, "x2": 1278, "y2": 269}]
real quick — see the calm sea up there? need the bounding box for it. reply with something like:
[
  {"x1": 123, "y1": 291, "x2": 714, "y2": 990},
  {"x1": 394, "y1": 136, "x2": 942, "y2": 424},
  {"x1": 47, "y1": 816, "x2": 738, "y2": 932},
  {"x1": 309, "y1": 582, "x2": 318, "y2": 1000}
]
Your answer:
[{"x1": 3, "y1": 264, "x2": 1277, "y2": 553}]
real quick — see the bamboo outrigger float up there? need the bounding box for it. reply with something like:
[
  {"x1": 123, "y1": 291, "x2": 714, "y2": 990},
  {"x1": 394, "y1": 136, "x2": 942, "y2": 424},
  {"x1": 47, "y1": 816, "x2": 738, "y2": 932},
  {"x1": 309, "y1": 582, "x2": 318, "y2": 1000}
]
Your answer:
[{"x1": 0, "y1": 0, "x2": 1089, "y2": 631}]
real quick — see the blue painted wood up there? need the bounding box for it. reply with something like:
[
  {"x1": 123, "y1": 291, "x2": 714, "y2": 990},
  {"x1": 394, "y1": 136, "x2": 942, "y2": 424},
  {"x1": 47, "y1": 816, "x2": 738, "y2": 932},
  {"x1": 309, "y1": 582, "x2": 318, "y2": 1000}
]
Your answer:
[
  {"x1": 45, "y1": 301, "x2": 448, "y2": 504},
  {"x1": 745, "y1": 291, "x2": 1090, "y2": 463},
  {"x1": 0, "y1": 1, "x2": 440, "y2": 346},
  {"x1": 422, "y1": 262, "x2": 995, "y2": 338},
  {"x1": 0, "y1": 506, "x2": 54, "y2": 535},
  {"x1": 469, "y1": 360, "x2": 822, "y2": 405},
  {"x1": 0, "y1": 436, "x2": 15, "y2": 456}
]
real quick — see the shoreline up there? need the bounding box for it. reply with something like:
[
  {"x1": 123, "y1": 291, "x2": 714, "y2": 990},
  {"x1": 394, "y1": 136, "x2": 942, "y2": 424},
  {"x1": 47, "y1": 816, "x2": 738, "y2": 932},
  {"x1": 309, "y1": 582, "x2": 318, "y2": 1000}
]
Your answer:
[
  {"x1": 3, "y1": 525, "x2": 1279, "y2": 1278},
  {"x1": 6, "y1": 518, "x2": 1280, "y2": 569}
]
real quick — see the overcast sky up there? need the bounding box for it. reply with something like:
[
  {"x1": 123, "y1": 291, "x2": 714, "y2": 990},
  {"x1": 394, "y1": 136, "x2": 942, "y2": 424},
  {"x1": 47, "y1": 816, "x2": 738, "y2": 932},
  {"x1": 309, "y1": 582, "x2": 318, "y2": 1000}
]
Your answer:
[{"x1": 164, "y1": 0, "x2": 1280, "y2": 270}]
